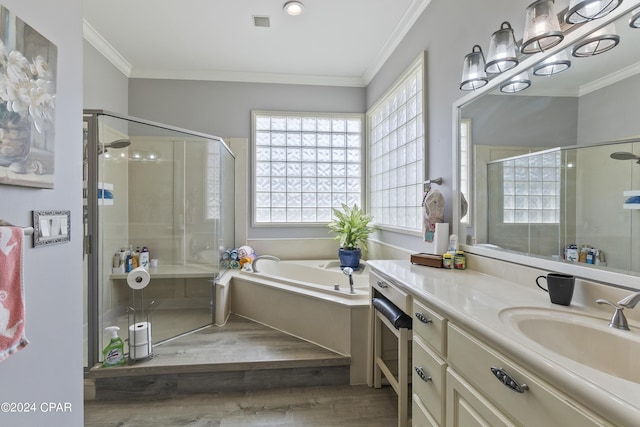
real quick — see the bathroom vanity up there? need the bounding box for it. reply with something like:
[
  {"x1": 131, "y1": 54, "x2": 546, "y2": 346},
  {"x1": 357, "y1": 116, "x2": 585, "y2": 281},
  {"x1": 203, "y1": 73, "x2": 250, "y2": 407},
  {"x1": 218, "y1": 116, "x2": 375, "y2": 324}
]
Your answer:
[{"x1": 367, "y1": 258, "x2": 640, "y2": 427}]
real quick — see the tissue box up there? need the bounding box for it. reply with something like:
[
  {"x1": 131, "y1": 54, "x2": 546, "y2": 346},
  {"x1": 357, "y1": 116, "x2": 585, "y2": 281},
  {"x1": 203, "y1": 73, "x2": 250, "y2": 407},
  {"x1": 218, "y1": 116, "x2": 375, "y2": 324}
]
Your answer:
[{"x1": 410, "y1": 253, "x2": 443, "y2": 268}]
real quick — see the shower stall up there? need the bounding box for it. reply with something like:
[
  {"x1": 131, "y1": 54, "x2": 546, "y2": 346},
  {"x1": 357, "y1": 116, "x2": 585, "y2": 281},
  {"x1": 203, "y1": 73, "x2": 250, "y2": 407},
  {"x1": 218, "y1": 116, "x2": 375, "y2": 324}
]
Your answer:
[{"x1": 82, "y1": 110, "x2": 235, "y2": 369}]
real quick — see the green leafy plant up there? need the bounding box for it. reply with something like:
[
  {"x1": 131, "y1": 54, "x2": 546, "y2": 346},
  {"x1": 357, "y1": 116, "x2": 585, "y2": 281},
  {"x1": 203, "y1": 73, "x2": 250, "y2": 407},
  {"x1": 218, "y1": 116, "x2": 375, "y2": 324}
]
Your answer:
[{"x1": 327, "y1": 203, "x2": 373, "y2": 251}]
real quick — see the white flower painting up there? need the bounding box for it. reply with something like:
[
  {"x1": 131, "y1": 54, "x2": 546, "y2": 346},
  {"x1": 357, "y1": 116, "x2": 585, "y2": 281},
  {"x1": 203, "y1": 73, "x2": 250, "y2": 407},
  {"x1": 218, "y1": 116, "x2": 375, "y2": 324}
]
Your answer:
[{"x1": 0, "y1": 5, "x2": 57, "y2": 189}]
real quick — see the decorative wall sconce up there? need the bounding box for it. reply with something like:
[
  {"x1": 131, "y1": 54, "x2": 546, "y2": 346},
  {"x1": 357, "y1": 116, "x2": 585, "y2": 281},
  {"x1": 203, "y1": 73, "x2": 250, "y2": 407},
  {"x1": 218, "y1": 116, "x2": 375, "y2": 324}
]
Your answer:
[
  {"x1": 460, "y1": 45, "x2": 488, "y2": 90},
  {"x1": 521, "y1": 0, "x2": 564, "y2": 54},
  {"x1": 565, "y1": 0, "x2": 622, "y2": 24},
  {"x1": 630, "y1": 8, "x2": 640, "y2": 28},
  {"x1": 533, "y1": 50, "x2": 571, "y2": 76},
  {"x1": 572, "y1": 23, "x2": 620, "y2": 56},
  {"x1": 500, "y1": 71, "x2": 532, "y2": 93},
  {"x1": 485, "y1": 22, "x2": 519, "y2": 73}
]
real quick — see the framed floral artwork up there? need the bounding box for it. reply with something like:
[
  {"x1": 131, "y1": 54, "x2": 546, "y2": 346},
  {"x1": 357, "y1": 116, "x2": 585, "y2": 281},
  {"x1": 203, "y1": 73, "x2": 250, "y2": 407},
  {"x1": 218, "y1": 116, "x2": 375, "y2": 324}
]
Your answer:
[{"x1": 0, "y1": 4, "x2": 57, "y2": 189}]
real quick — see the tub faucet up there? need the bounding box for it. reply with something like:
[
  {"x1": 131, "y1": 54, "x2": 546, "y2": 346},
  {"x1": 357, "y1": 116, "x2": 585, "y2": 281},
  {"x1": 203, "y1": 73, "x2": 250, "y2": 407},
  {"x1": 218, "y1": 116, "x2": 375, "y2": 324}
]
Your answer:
[
  {"x1": 342, "y1": 267, "x2": 355, "y2": 294},
  {"x1": 596, "y1": 291, "x2": 640, "y2": 331},
  {"x1": 251, "y1": 255, "x2": 280, "y2": 273}
]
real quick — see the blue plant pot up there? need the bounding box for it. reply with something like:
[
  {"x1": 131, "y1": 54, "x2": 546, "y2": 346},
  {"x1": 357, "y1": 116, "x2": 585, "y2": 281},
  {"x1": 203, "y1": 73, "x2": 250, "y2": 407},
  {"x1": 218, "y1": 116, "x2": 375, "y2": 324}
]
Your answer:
[{"x1": 339, "y1": 248, "x2": 361, "y2": 271}]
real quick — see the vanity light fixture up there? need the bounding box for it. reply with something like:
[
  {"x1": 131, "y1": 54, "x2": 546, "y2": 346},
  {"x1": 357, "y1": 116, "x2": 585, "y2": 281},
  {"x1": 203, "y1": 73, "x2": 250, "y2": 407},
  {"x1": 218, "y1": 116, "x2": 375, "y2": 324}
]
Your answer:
[
  {"x1": 460, "y1": 45, "x2": 489, "y2": 90},
  {"x1": 485, "y1": 22, "x2": 519, "y2": 74},
  {"x1": 521, "y1": 0, "x2": 564, "y2": 54},
  {"x1": 572, "y1": 23, "x2": 620, "y2": 56},
  {"x1": 284, "y1": 1, "x2": 304, "y2": 16},
  {"x1": 630, "y1": 7, "x2": 640, "y2": 28},
  {"x1": 533, "y1": 50, "x2": 571, "y2": 76},
  {"x1": 565, "y1": 0, "x2": 622, "y2": 24},
  {"x1": 500, "y1": 71, "x2": 532, "y2": 93}
]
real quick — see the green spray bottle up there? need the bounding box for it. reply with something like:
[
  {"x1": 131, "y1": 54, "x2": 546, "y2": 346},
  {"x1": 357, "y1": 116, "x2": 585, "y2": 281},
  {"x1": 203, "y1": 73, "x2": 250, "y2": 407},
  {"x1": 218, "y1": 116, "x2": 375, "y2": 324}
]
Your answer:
[{"x1": 102, "y1": 326, "x2": 126, "y2": 367}]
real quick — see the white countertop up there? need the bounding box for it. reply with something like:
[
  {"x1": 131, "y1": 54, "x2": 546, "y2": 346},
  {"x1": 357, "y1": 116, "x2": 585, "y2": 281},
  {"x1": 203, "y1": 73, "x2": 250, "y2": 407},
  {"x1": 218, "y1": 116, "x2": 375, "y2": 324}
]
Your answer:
[{"x1": 367, "y1": 259, "x2": 640, "y2": 427}]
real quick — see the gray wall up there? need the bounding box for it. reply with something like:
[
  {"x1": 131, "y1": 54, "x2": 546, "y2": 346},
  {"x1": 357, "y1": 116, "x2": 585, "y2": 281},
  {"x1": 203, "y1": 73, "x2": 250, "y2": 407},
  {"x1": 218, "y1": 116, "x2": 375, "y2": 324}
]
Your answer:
[
  {"x1": 83, "y1": 40, "x2": 129, "y2": 113},
  {"x1": 578, "y1": 73, "x2": 640, "y2": 144},
  {"x1": 0, "y1": 1, "x2": 84, "y2": 426},
  {"x1": 462, "y1": 94, "x2": 579, "y2": 147},
  {"x1": 128, "y1": 79, "x2": 365, "y2": 139}
]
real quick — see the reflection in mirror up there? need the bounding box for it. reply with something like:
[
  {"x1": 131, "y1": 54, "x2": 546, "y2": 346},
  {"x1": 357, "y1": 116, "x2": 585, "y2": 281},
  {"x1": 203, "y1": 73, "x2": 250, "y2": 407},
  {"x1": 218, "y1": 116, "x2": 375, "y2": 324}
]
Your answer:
[{"x1": 455, "y1": 1, "x2": 640, "y2": 285}]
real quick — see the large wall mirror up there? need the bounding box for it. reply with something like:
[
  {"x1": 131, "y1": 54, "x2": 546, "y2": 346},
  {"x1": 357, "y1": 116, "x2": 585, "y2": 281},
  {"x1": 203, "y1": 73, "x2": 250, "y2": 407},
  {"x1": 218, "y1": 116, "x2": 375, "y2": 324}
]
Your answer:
[{"x1": 454, "y1": 1, "x2": 640, "y2": 290}]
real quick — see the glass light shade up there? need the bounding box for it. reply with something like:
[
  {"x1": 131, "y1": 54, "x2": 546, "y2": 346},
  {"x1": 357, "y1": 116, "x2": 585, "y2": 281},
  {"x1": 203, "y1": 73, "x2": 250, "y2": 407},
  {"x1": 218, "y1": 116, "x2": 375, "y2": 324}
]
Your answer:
[
  {"x1": 485, "y1": 22, "x2": 519, "y2": 74},
  {"x1": 565, "y1": 0, "x2": 622, "y2": 24},
  {"x1": 630, "y1": 8, "x2": 640, "y2": 28},
  {"x1": 460, "y1": 45, "x2": 488, "y2": 91},
  {"x1": 283, "y1": 1, "x2": 304, "y2": 16},
  {"x1": 521, "y1": 0, "x2": 564, "y2": 54},
  {"x1": 572, "y1": 23, "x2": 619, "y2": 56},
  {"x1": 500, "y1": 71, "x2": 532, "y2": 93},
  {"x1": 533, "y1": 51, "x2": 571, "y2": 76}
]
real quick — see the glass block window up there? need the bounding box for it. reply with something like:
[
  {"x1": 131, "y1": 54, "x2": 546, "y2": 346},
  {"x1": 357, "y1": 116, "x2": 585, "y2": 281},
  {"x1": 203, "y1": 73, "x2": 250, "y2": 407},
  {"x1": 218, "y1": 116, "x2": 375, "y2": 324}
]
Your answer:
[
  {"x1": 460, "y1": 119, "x2": 471, "y2": 224},
  {"x1": 503, "y1": 150, "x2": 560, "y2": 224},
  {"x1": 368, "y1": 56, "x2": 424, "y2": 231},
  {"x1": 252, "y1": 111, "x2": 364, "y2": 224}
]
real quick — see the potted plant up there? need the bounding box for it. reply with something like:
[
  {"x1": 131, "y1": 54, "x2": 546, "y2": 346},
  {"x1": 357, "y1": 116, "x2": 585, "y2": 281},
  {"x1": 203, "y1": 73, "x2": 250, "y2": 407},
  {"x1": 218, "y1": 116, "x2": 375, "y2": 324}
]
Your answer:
[{"x1": 328, "y1": 203, "x2": 373, "y2": 270}]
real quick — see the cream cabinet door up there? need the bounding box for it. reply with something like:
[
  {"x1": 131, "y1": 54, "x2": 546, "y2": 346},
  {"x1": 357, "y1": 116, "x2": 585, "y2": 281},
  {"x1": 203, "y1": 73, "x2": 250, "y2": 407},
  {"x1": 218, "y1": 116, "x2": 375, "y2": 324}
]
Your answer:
[{"x1": 446, "y1": 369, "x2": 514, "y2": 427}]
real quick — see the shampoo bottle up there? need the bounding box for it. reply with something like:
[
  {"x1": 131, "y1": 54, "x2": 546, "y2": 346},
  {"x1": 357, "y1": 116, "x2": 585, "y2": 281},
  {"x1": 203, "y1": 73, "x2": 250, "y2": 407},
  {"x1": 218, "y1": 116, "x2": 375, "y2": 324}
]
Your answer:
[
  {"x1": 139, "y1": 246, "x2": 150, "y2": 269},
  {"x1": 102, "y1": 326, "x2": 126, "y2": 367}
]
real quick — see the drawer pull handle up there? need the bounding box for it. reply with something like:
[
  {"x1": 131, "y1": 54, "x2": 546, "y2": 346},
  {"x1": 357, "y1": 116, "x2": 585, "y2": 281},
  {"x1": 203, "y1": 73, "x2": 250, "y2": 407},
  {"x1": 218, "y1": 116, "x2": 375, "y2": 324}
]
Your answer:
[
  {"x1": 415, "y1": 312, "x2": 432, "y2": 324},
  {"x1": 414, "y1": 366, "x2": 432, "y2": 382},
  {"x1": 377, "y1": 280, "x2": 389, "y2": 289},
  {"x1": 490, "y1": 367, "x2": 529, "y2": 393}
]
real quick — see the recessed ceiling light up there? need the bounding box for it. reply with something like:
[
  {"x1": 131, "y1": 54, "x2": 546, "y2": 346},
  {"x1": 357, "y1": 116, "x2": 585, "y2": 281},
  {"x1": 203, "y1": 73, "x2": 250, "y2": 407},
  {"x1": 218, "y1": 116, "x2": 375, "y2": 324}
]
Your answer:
[{"x1": 284, "y1": 1, "x2": 304, "y2": 16}]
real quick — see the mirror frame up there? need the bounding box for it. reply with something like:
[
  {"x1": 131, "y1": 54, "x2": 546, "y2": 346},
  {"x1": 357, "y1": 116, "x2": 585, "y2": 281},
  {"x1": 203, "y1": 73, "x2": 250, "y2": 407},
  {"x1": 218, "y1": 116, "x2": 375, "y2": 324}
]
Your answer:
[{"x1": 452, "y1": 0, "x2": 640, "y2": 291}]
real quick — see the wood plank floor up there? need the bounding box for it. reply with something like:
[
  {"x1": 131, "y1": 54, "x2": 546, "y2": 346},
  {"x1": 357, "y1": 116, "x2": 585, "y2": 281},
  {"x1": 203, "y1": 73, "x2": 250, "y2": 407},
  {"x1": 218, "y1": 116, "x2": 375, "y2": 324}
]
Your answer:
[
  {"x1": 86, "y1": 315, "x2": 398, "y2": 425},
  {"x1": 84, "y1": 384, "x2": 398, "y2": 426}
]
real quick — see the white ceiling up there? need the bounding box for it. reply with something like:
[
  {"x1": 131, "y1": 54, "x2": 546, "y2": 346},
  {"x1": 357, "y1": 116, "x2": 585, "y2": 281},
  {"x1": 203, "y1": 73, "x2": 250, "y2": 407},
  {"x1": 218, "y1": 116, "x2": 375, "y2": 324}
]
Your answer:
[{"x1": 82, "y1": 0, "x2": 430, "y2": 87}]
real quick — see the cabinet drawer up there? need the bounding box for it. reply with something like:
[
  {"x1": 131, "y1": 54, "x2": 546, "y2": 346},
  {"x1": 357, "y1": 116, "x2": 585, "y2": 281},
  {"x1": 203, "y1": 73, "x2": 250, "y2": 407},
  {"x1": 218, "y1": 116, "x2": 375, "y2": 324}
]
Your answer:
[
  {"x1": 412, "y1": 393, "x2": 439, "y2": 427},
  {"x1": 413, "y1": 335, "x2": 447, "y2": 425},
  {"x1": 413, "y1": 299, "x2": 447, "y2": 356},
  {"x1": 370, "y1": 271, "x2": 411, "y2": 314},
  {"x1": 448, "y1": 324, "x2": 609, "y2": 427}
]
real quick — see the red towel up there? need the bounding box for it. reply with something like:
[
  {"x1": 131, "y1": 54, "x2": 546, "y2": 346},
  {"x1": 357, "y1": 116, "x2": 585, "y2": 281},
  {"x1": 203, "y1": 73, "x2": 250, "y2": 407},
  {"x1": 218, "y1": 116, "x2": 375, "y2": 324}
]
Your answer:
[{"x1": 0, "y1": 226, "x2": 28, "y2": 361}]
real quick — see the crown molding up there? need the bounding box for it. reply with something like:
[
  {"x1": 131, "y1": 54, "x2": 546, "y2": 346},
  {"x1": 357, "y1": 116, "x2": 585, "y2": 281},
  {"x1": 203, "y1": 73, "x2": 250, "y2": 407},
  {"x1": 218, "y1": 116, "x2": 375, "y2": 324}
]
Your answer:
[
  {"x1": 83, "y1": 20, "x2": 132, "y2": 77},
  {"x1": 579, "y1": 60, "x2": 640, "y2": 96},
  {"x1": 362, "y1": 0, "x2": 432, "y2": 85},
  {"x1": 129, "y1": 68, "x2": 367, "y2": 87}
]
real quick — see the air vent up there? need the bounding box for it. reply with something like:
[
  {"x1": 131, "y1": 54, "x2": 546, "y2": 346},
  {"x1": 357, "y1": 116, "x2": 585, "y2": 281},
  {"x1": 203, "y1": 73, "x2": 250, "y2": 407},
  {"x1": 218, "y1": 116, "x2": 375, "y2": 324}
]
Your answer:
[{"x1": 253, "y1": 16, "x2": 271, "y2": 28}]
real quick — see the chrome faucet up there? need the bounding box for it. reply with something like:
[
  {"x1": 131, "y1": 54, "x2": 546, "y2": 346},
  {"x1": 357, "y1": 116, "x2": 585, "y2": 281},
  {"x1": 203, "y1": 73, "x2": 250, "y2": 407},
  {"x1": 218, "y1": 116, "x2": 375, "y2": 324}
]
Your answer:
[
  {"x1": 342, "y1": 267, "x2": 355, "y2": 294},
  {"x1": 596, "y1": 291, "x2": 640, "y2": 331},
  {"x1": 250, "y1": 255, "x2": 280, "y2": 273}
]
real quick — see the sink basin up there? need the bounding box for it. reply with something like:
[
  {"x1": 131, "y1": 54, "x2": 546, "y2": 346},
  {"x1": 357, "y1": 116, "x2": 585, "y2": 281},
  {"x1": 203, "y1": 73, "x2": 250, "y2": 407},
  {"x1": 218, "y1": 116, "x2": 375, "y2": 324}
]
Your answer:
[{"x1": 500, "y1": 307, "x2": 640, "y2": 383}]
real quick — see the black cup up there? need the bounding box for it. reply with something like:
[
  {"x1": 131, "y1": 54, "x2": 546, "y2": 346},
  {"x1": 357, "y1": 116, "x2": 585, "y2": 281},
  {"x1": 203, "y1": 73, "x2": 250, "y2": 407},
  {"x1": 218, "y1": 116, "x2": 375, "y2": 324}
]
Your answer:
[{"x1": 536, "y1": 273, "x2": 575, "y2": 306}]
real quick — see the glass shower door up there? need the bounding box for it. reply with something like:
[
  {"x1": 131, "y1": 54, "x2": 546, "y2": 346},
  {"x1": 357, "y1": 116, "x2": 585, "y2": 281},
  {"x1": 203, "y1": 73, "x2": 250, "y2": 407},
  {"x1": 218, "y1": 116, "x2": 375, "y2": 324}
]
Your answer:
[{"x1": 83, "y1": 110, "x2": 234, "y2": 369}]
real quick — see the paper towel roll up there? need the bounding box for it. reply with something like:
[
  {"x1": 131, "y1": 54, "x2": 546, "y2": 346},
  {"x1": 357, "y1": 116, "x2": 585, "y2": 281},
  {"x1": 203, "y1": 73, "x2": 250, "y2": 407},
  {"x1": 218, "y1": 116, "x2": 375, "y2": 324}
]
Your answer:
[
  {"x1": 423, "y1": 222, "x2": 449, "y2": 255},
  {"x1": 127, "y1": 266, "x2": 150, "y2": 290}
]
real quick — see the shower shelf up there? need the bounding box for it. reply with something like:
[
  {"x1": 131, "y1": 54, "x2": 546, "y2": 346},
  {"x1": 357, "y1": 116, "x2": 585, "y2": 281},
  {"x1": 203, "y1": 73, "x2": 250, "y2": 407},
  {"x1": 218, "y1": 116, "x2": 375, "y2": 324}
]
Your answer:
[{"x1": 623, "y1": 190, "x2": 640, "y2": 209}]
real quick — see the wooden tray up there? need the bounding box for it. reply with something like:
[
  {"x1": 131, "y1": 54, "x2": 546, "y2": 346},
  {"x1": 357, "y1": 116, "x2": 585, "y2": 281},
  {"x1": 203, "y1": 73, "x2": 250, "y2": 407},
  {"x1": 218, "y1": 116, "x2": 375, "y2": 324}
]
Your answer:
[{"x1": 410, "y1": 253, "x2": 443, "y2": 268}]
